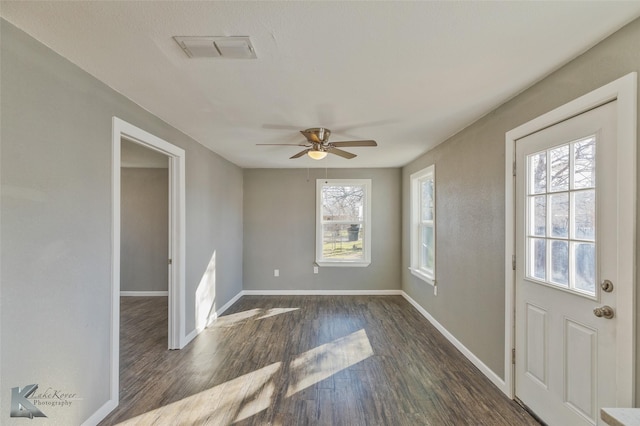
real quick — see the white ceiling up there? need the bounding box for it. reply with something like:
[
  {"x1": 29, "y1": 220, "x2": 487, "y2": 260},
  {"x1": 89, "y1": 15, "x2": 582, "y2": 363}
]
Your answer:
[{"x1": 3, "y1": 1, "x2": 640, "y2": 168}]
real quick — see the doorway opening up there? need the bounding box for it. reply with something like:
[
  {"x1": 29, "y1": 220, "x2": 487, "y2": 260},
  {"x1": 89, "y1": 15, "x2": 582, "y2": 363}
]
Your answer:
[
  {"x1": 110, "y1": 117, "x2": 186, "y2": 407},
  {"x1": 121, "y1": 138, "x2": 170, "y2": 299}
]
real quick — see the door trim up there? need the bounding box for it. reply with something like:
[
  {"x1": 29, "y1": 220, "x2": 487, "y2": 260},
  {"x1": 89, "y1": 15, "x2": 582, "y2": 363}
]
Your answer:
[
  {"x1": 110, "y1": 117, "x2": 187, "y2": 406},
  {"x1": 504, "y1": 72, "x2": 637, "y2": 403}
]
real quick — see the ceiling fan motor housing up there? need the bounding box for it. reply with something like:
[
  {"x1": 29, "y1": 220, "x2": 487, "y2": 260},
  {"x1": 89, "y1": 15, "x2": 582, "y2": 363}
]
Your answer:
[{"x1": 302, "y1": 127, "x2": 331, "y2": 143}]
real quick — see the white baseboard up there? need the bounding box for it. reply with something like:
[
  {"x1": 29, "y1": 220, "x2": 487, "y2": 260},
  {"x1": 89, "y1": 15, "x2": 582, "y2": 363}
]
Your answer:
[
  {"x1": 120, "y1": 291, "x2": 168, "y2": 297},
  {"x1": 81, "y1": 399, "x2": 117, "y2": 426},
  {"x1": 182, "y1": 290, "x2": 246, "y2": 346},
  {"x1": 182, "y1": 329, "x2": 198, "y2": 347},
  {"x1": 401, "y1": 291, "x2": 508, "y2": 395},
  {"x1": 241, "y1": 289, "x2": 402, "y2": 296},
  {"x1": 204, "y1": 291, "x2": 245, "y2": 328}
]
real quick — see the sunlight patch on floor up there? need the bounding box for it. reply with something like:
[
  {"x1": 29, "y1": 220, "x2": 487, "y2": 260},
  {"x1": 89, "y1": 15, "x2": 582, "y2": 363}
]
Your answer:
[
  {"x1": 286, "y1": 329, "x2": 373, "y2": 397},
  {"x1": 117, "y1": 362, "x2": 281, "y2": 425},
  {"x1": 211, "y1": 308, "x2": 263, "y2": 327},
  {"x1": 210, "y1": 307, "x2": 300, "y2": 328},
  {"x1": 256, "y1": 307, "x2": 300, "y2": 320},
  {"x1": 116, "y1": 329, "x2": 372, "y2": 424}
]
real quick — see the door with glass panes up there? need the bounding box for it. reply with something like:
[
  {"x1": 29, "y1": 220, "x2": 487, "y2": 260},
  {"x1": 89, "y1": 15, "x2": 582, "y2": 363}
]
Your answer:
[{"x1": 514, "y1": 101, "x2": 622, "y2": 425}]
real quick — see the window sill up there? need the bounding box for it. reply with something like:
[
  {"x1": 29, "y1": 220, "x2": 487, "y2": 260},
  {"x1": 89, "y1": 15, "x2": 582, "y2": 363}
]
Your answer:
[
  {"x1": 409, "y1": 267, "x2": 435, "y2": 286},
  {"x1": 317, "y1": 260, "x2": 371, "y2": 268}
]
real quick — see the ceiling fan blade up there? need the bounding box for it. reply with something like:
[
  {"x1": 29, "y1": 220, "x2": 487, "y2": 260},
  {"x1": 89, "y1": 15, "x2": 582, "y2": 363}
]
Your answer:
[
  {"x1": 330, "y1": 140, "x2": 377, "y2": 147},
  {"x1": 290, "y1": 149, "x2": 309, "y2": 159},
  {"x1": 328, "y1": 147, "x2": 356, "y2": 159}
]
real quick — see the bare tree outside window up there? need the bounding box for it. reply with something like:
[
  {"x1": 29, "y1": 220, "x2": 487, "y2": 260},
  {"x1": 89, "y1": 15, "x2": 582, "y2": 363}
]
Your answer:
[
  {"x1": 322, "y1": 185, "x2": 364, "y2": 222},
  {"x1": 526, "y1": 136, "x2": 596, "y2": 294},
  {"x1": 320, "y1": 183, "x2": 367, "y2": 261}
]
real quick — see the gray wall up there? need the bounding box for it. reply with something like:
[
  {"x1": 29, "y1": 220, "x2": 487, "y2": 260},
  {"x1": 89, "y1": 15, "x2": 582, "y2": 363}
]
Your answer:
[
  {"x1": 0, "y1": 20, "x2": 243, "y2": 424},
  {"x1": 121, "y1": 167, "x2": 169, "y2": 293},
  {"x1": 402, "y1": 16, "x2": 640, "y2": 399},
  {"x1": 244, "y1": 168, "x2": 401, "y2": 291}
]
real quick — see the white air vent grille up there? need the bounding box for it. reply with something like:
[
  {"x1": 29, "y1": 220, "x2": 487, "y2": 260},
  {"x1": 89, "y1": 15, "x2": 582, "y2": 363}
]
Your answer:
[{"x1": 173, "y1": 36, "x2": 257, "y2": 59}]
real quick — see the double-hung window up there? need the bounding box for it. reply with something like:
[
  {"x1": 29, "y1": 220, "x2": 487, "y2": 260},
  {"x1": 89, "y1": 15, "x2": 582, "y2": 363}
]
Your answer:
[
  {"x1": 316, "y1": 179, "x2": 371, "y2": 267},
  {"x1": 410, "y1": 165, "x2": 436, "y2": 284}
]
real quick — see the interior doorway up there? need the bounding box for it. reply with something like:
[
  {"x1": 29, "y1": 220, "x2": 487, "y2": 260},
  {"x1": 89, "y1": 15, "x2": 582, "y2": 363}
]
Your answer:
[
  {"x1": 110, "y1": 117, "x2": 186, "y2": 407},
  {"x1": 121, "y1": 138, "x2": 170, "y2": 299}
]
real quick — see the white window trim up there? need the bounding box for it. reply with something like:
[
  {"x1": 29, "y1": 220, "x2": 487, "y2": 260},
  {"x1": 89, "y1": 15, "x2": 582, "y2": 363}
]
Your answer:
[
  {"x1": 316, "y1": 179, "x2": 371, "y2": 267},
  {"x1": 409, "y1": 165, "x2": 436, "y2": 285}
]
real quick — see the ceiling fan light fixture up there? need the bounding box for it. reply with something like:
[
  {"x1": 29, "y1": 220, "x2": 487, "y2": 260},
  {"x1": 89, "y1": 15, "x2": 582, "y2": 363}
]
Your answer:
[{"x1": 308, "y1": 150, "x2": 328, "y2": 160}]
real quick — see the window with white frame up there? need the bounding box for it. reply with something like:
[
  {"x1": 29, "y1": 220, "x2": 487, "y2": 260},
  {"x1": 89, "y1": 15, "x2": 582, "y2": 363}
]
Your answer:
[
  {"x1": 410, "y1": 165, "x2": 435, "y2": 284},
  {"x1": 316, "y1": 179, "x2": 371, "y2": 267}
]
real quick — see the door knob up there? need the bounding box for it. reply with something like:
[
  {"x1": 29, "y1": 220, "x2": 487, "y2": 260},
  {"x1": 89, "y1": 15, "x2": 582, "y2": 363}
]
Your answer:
[{"x1": 593, "y1": 305, "x2": 614, "y2": 319}]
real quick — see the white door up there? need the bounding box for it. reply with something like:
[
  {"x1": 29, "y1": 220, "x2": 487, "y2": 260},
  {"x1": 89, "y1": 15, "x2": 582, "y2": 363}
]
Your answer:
[{"x1": 515, "y1": 101, "x2": 624, "y2": 425}]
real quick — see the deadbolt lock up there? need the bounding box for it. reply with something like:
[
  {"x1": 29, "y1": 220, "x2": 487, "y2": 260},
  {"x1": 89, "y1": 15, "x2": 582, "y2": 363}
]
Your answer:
[
  {"x1": 601, "y1": 279, "x2": 614, "y2": 293},
  {"x1": 593, "y1": 305, "x2": 614, "y2": 319}
]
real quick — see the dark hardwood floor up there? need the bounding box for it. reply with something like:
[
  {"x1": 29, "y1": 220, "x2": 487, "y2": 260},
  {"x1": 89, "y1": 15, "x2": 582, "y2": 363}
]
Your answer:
[{"x1": 99, "y1": 295, "x2": 539, "y2": 425}]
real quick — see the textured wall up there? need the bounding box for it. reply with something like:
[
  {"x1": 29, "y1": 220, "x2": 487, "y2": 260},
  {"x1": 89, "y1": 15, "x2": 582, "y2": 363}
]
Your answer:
[
  {"x1": 121, "y1": 167, "x2": 169, "y2": 292},
  {"x1": 0, "y1": 20, "x2": 243, "y2": 424},
  {"x1": 244, "y1": 168, "x2": 401, "y2": 291},
  {"x1": 402, "y1": 16, "x2": 640, "y2": 394}
]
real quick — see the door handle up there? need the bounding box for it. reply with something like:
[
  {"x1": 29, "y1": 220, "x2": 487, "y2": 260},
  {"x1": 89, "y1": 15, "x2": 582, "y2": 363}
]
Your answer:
[{"x1": 593, "y1": 305, "x2": 614, "y2": 319}]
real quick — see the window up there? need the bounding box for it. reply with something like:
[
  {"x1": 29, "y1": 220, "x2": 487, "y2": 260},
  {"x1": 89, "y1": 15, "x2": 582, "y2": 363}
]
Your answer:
[
  {"x1": 526, "y1": 136, "x2": 596, "y2": 296},
  {"x1": 410, "y1": 165, "x2": 435, "y2": 284},
  {"x1": 316, "y1": 179, "x2": 371, "y2": 267}
]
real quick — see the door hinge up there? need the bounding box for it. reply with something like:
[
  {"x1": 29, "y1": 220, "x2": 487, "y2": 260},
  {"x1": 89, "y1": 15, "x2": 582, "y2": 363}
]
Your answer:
[
  {"x1": 513, "y1": 161, "x2": 516, "y2": 177},
  {"x1": 512, "y1": 255, "x2": 516, "y2": 271},
  {"x1": 512, "y1": 348, "x2": 516, "y2": 365},
  {"x1": 168, "y1": 258, "x2": 172, "y2": 265}
]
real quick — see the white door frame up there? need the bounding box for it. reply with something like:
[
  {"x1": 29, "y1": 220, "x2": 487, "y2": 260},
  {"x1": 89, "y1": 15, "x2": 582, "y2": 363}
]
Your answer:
[
  {"x1": 110, "y1": 117, "x2": 187, "y2": 402},
  {"x1": 504, "y1": 73, "x2": 637, "y2": 402}
]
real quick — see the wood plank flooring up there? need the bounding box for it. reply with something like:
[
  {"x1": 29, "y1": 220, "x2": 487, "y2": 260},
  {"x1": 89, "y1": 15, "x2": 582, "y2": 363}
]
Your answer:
[{"x1": 99, "y1": 296, "x2": 539, "y2": 425}]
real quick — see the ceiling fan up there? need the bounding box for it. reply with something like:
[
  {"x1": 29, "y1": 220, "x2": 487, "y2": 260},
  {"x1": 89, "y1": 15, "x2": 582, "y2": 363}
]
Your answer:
[{"x1": 257, "y1": 127, "x2": 377, "y2": 160}]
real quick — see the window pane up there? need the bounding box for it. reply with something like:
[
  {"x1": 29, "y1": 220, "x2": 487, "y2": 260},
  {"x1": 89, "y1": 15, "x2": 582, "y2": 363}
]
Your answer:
[
  {"x1": 550, "y1": 193, "x2": 569, "y2": 238},
  {"x1": 551, "y1": 240, "x2": 569, "y2": 287},
  {"x1": 529, "y1": 152, "x2": 547, "y2": 194},
  {"x1": 574, "y1": 137, "x2": 595, "y2": 189},
  {"x1": 529, "y1": 195, "x2": 546, "y2": 237},
  {"x1": 529, "y1": 238, "x2": 546, "y2": 281},
  {"x1": 574, "y1": 242, "x2": 595, "y2": 294},
  {"x1": 420, "y1": 225, "x2": 434, "y2": 273},
  {"x1": 550, "y1": 145, "x2": 569, "y2": 192},
  {"x1": 525, "y1": 140, "x2": 598, "y2": 297},
  {"x1": 322, "y1": 185, "x2": 364, "y2": 222},
  {"x1": 573, "y1": 190, "x2": 595, "y2": 241},
  {"x1": 421, "y1": 178, "x2": 434, "y2": 221},
  {"x1": 322, "y1": 223, "x2": 364, "y2": 260}
]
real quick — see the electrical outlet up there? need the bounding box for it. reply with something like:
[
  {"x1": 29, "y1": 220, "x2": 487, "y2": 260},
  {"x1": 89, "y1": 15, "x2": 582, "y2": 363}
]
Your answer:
[
  {"x1": 313, "y1": 266, "x2": 319, "y2": 274},
  {"x1": 434, "y1": 285, "x2": 437, "y2": 296},
  {"x1": 274, "y1": 269, "x2": 279, "y2": 277}
]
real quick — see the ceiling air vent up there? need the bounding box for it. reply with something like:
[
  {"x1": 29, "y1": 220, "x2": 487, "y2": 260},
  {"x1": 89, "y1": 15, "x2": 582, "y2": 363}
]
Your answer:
[{"x1": 173, "y1": 36, "x2": 257, "y2": 59}]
